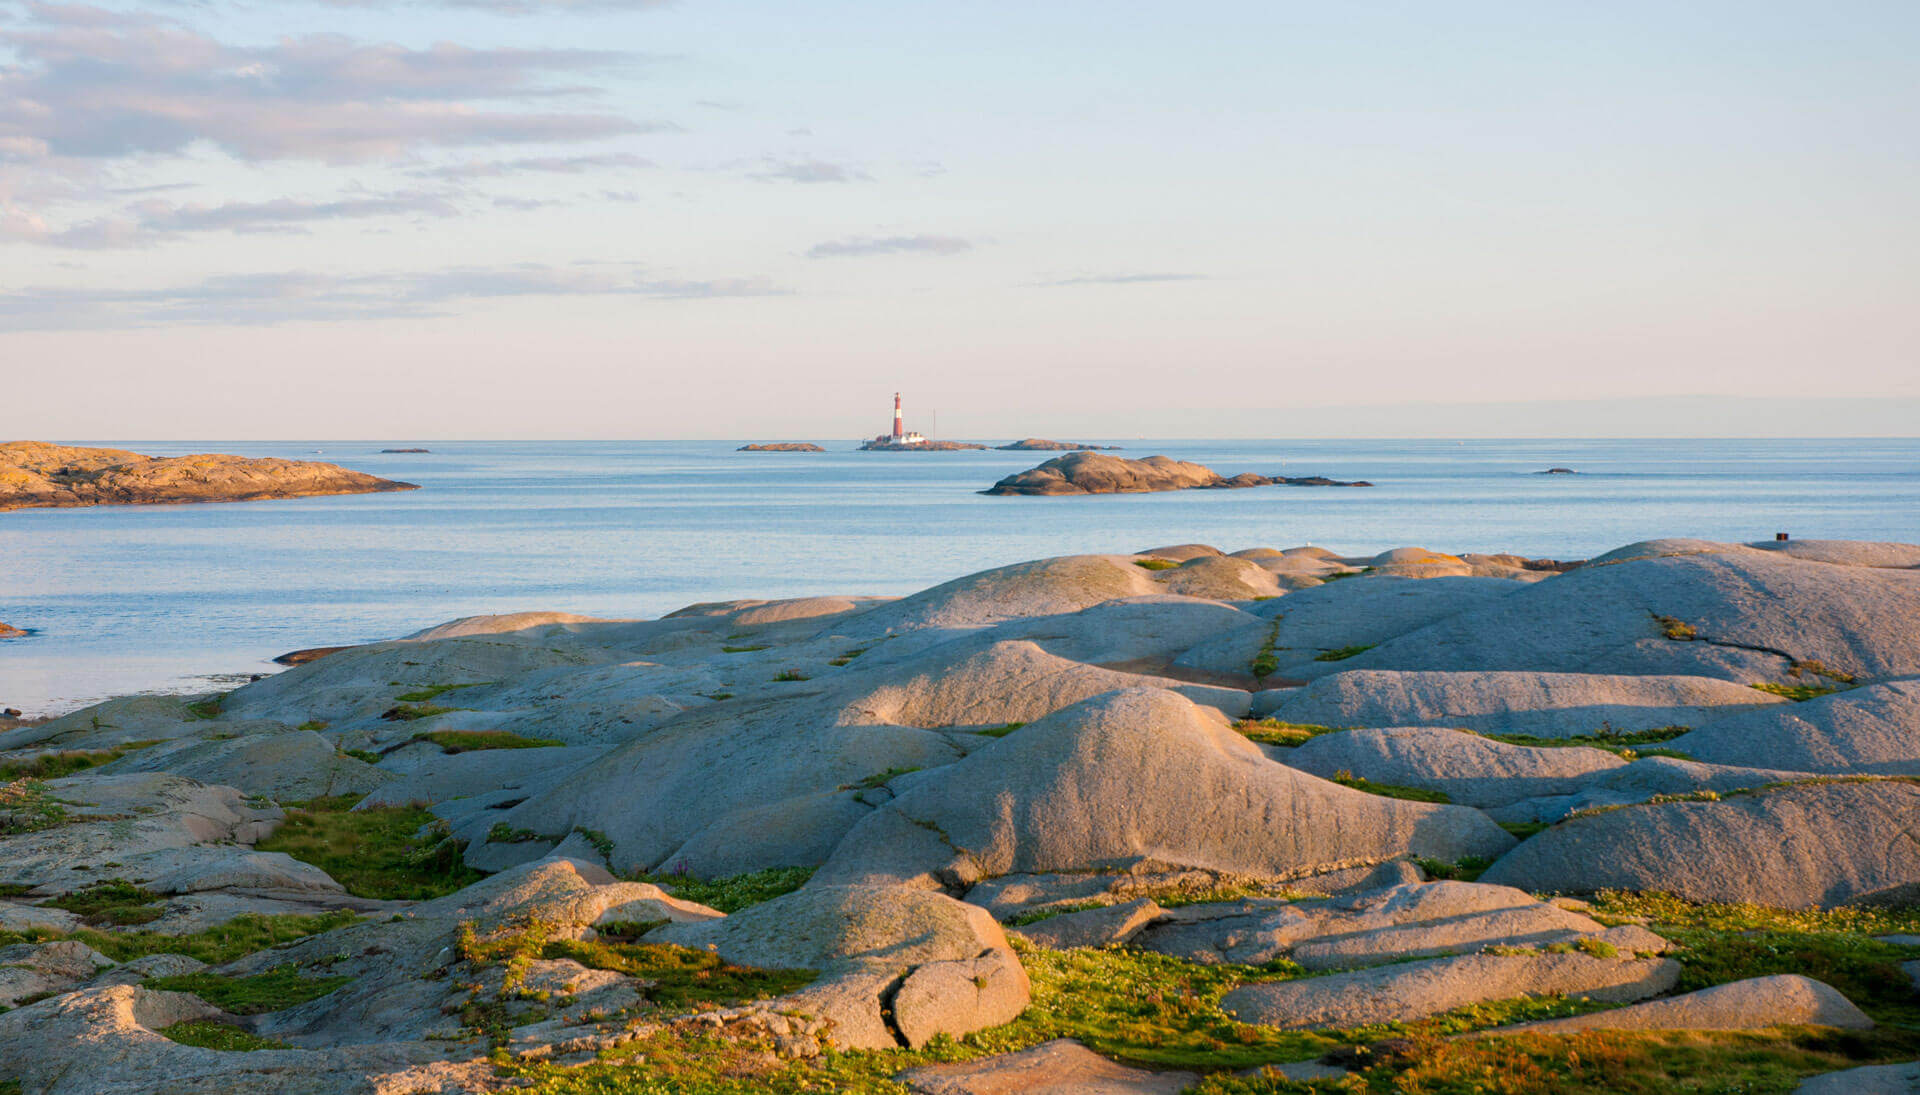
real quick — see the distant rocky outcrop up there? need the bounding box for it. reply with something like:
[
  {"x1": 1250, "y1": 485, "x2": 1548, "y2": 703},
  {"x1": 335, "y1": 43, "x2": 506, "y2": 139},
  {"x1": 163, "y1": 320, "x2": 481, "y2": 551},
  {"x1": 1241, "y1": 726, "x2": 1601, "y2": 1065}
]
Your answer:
[
  {"x1": 860, "y1": 440, "x2": 989, "y2": 451},
  {"x1": 0, "y1": 442, "x2": 417, "y2": 511},
  {"x1": 983, "y1": 452, "x2": 1371, "y2": 496},
  {"x1": 0, "y1": 621, "x2": 22, "y2": 638},
  {"x1": 995, "y1": 438, "x2": 1121, "y2": 451},
  {"x1": 737, "y1": 443, "x2": 826, "y2": 452},
  {"x1": 378, "y1": 448, "x2": 431, "y2": 454}
]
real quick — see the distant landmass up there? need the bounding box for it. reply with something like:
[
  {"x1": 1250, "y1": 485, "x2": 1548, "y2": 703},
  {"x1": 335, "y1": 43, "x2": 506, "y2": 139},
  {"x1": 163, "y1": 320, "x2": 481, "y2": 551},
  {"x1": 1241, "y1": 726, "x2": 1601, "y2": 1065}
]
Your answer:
[
  {"x1": 859, "y1": 439, "x2": 989, "y2": 451},
  {"x1": 0, "y1": 441, "x2": 418, "y2": 511},
  {"x1": 380, "y1": 448, "x2": 431, "y2": 454},
  {"x1": 984, "y1": 452, "x2": 1372, "y2": 496},
  {"x1": 995, "y1": 438, "x2": 1121, "y2": 451},
  {"x1": 738, "y1": 443, "x2": 826, "y2": 452}
]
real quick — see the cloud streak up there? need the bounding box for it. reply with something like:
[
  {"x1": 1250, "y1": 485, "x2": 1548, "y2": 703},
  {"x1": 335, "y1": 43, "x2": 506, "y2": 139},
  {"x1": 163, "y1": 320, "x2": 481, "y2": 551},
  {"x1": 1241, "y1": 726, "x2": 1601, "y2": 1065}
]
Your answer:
[
  {"x1": 412, "y1": 153, "x2": 655, "y2": 180},
  {"x1": 0, "y1": 4, "x2": 660, "y2": 163},
  {"x1": 751, "y1": 158, "x2": 870, "y2": 184},
  {"x1": 0, "y1": 264, "x2": 785, "y2": 330},
  {"x1": 806, "y1": 234, "x2": 973, "y2": 258},
  {"x1": 1032, "y1": 273, "x2": 1208, "y2": 287},
  {"x1": 2, "y1": 193, "x2": 461, "y2": 249}
]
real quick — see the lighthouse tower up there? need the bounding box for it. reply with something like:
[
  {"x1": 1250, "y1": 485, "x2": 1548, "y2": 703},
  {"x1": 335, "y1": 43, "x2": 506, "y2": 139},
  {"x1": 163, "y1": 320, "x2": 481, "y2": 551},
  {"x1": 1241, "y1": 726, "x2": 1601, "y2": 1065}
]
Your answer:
[{"x1": 892, "y1": 392, "x2": 905, "y2": 441}]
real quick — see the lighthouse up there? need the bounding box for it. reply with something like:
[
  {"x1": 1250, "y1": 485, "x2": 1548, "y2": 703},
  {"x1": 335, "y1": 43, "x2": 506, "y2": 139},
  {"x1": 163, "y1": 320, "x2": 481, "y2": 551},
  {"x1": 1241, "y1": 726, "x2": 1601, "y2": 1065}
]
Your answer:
[{"x1": 893, "y1": 392, "x2": 905, "y2": 441}]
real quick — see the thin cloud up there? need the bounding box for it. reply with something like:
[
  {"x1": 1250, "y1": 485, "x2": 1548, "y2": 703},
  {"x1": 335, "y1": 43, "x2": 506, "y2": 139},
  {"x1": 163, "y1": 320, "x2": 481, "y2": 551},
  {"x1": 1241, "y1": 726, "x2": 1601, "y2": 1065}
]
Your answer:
[
  {"x1": 319, "y1": 0, "x2": 675, "y2": 10},
  {"x1": 412, "y1": 152, "x2": 655, "y2": 180},
  {"x1": 1, "y1": 193, "x2": 460, "y2": 249},
  {"x1": 806, "y1": 234, "x2": 973, "y2": 259},
  {"x1": 0, "y1": 264, "x2": 786, "y2": 330},
  {"x1": 0, "y1": 4, "x2": 660, "y2": 163},
  {"x1": 751, "y1": 158, "x2": 869, "y2": 184},
  {"x1": 1032, "y1": 273, "x2": 1209, "y2": 287}
]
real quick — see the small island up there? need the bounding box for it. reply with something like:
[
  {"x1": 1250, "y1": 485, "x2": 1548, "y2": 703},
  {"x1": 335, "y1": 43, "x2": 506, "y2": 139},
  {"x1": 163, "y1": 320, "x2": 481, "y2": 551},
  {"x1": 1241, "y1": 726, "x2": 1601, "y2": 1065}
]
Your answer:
[
  {"x1": 1540, "y1": 467, "x2": 1578, "y2": 475},
  {"x1": 984, "y1": 452, "x2": 1372, "y2": 496},
  {"x1": 380, "y1": 448, "x2": 432, "y2": 454},
  {"x1": 860, "y1": 439, "x2": 989, "y2": 451},
  {"x1": 0, "y1": 441, "x2": 419, "y2": 511},
  {"x1": 0, "y1": 621, "x2": 23, "y2": 638},
  {"x1": 737, "y1": 443, "x2": 827, "y2": 452},
  {"x1": 995, "y1": 438, "x2": 1122, "y2": 451}
]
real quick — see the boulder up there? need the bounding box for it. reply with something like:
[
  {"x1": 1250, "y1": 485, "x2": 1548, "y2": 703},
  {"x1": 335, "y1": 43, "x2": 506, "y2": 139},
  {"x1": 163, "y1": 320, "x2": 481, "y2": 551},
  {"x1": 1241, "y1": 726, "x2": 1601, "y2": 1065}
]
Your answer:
[
  {"x1": 1669, "y1": 679, "x2": 1920, "y2": 775},
  {"x1": 1282, "y1": 727, "x2": 1626, "y2": 807},
  {"x1": 814, "y1": 688, "x2": 1514, "y2": 889},
  {"x1": 982, "y1": 453, "x2": 1225, "y2": 496},
  {"x1": 1013, "y1": 898, "x2": 1165, "y2": 950},
  {"x1": 1479, "y1": 780, "x2": 1920, "y2": 908},
  {"x1": 1264, "y1": 670, "x2": 1783, "y2": 738},
  {"x1": 1150, "y1": 556, "x2": 1282, "y2": 600},
  {"x1": 840, "y1": 555, "x2": 1162, "y2": 637},
  {"x1": 897, "y1": 1039, "x2": 1197, "y2": 1094},
  {"x1": 1219, "y1": 950, "x2": 1679, "y2": 1029},
  {"x1": 0, "y1": 940, "x2": 117, "y2": 1006},
  {"x1": 1498, "y1": 974, "x2": 1873, "y2": 1033}
]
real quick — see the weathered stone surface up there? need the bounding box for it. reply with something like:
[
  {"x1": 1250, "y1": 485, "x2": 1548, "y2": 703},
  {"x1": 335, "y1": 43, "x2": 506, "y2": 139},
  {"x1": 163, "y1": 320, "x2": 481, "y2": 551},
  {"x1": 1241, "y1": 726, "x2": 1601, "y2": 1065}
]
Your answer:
[
  {"x1": 1220, "y1": 951, "x2": 1679, "y2": 1029},
  {"x1": 1150, "y1": 556, "x2": 1282, "y2": 601},
  {"x1": 1244, "y1": 578, "x2": 1523, "y2": 662},
  {"x1": 897, "y1": 1039, "x2": 1197, "y2": 1094},
  {"x1": 0, "y1": 941, "x2": 116, "y2": 1006},
  {"x1": 102, "y1": 729, "x2": 391, "y2": 801},
  {"x1": 1283, "y1": 727, "x2": 1626, "y2": 807},
  {"x1": 1264, "y1": 669, "x2": 1782, "y2": 738},
  {"x1": 1500, "y1": 974, "x2": 1873, "y2": 1034},
  {"x1": 1795, "y1": 1061, "x2": 1920, "y2": 1094},
  {"x1": 814, "y1": 689, "x2": 1514, "y2": 889},
  {"x1": 892, "y1": 948, "x2": 1030, "y2": 1048},
  {"x1": 842, "y1": 555, "x2": 1163, "y2": 636},
  {"x1": 0, "y1": 441, "x2": 417, "y2": 511},
  {"x1": 2, "y1": 695, "x2": 213, "y2": 752},
  {"x1": 358, "y1": 744, "x2": 603, "y2": 809},
  {"x1": 983, "y1": 453, "x2": 1227, "y2": 496},
  {"x1": 0, "y1": 775, "x2": 286, "y2": 890},
  {"x1": 1480, "y1": 780, "x2": 1920, "y2": 908},
  {"x1": 1490, "y1": 756, "x2": 1817, "y2": 826},
  {"x1": 1013, "y1": 898, "x2": 1164, "y2": 950},
  {"x1": 1670, "y1": 679, "x2": 1920, "y2": 775}
]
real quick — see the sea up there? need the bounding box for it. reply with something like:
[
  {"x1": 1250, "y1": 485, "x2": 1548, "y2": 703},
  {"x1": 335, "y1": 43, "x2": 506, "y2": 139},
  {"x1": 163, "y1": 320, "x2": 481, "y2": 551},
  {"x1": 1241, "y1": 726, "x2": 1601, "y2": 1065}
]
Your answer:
[{"x1": 4, "y1": 438, "x2": 1918, "y2": 716}]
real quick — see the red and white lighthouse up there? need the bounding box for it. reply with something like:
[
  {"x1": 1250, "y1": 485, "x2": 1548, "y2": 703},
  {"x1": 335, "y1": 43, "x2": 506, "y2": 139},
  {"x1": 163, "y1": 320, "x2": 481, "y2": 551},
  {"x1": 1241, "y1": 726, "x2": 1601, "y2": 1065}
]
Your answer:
[{"x1": 892, "y1": 392, "x2": 905, "y2": 441}]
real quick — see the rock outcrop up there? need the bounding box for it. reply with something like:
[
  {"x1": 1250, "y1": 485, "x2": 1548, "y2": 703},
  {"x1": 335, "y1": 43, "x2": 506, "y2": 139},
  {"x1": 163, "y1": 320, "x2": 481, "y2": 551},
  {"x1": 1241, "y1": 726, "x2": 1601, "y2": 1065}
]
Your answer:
[
  {"x1": 0, "y1": 442, "x2": 417, "y2": 510},
  {"x1": 737, "y1": 443, "x2": 826, "y2": 452},
  {"x1": 994, "y1": 439, "x2": 1122, "y2": 451},
  {"x1": 983, "y1": 453, "x2": 1370, "y2": 495}
]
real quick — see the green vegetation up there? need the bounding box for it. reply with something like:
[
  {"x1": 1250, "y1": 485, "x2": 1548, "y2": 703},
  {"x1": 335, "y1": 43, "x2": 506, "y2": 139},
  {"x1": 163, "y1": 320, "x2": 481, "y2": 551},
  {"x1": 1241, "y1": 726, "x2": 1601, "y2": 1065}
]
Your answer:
[
  {"x1": 1790, "y1": 660, "x2": 1856, "y2": 684},
  {"x1": 976, "y1": 721, "x2": 1027, "y2": 738},
  {"x1": 1314, "y1": 643, "x2": 1376, "y2": 663},
  {"x1": 0, "y1": 779, "x2": 67, "y2": 835},
  {"x1": 1133, "y1": 558, "x2": 1180, "y2": 571},
  {"x1": 411, "y1": 729, "x2": 565, "y2": 753},
  {"x1": 1327, "y1": 770, "x2": 1451, "y2": 803},
  {"x1": 837, "y1": 767, "x2": 921, "y2": 791},
  {"x1": 0, "y1": 910, "x2": 360, "y2": 966},
  {"x1": 256, "y1": 795, "x2": 482, "y2": 900},
  {"x1": 1412, "y1": 854, "x2": 1499, "y2": 882},
  {"x1": 1752, "y1": 682, "x2": 1842, "y2": 702},
  {"x1": 488, "y1": 822, "x2": 547, "y2": 844},
  {"x1": 544, "y1": 938, "x2": 816, "y2": 1012},
  {"x1": 720, "y1": 644, "x2": 769, "y2": 653},
  {"x1": 632, "y1": 866, "x2": 815, "y2": 914},
  {"x1": 41, "y1": 879, "x2": 164, "y2": 926},
  {"x1": 392, "y1": 682, "x2": 491, "y2": 703},
  {"x1": 184, "y1": 696, "x2": 224, "y2": 720},
  {"x1": 380, "y1": 702, "x2": 462, "y2": 721},
  {"x1": 772, "y1": 669, "x2": 810, "y2": 682},
  {"x1": 704, "y1": 692, "x2": 735, "y2": 701},
  {"x1": 1232, "y1": 719, "x2": 1345, "y2": 748},
  {"x1": 296, "y1": 719, "x2": 330, "y2": 732},
  {"x1": 1250, "y1": 622, "x2": 1281, "y2": 679},
  {"x1": 1499, "y1": 820, "x2": 1552, "y2": 839},
  {"x1": 339, "y1": 748, "x2": 382, "y2": 765},
  {"x1": 1318, "y1": 567, "x2": 1371, "y2": 582},
  {"x1": 1478, "y1": 725, "x2": 1691, "y2": 757},
  {"x1": 159, "y1": 1021, "x2": 291, "y2": 1052},
  {"x1": 148, "y1": 966, "x2": 352, "y2": 1014},
  {"x1": 0, "y1": 741, "x2": 160, "y2": 781},
  {"x1": 828, "y1": 647, "x2": 870, "y2": 667},
  {"x1": 1653, "y1": 614, "x2": 1698, "y2": 641}
]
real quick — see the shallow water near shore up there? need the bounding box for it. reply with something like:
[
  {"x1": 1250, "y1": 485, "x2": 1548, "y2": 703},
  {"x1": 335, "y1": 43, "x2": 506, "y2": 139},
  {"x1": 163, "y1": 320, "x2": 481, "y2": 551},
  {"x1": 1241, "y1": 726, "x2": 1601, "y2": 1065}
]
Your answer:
[{"x1": 4, "y1": 437, "x2": 1918, "y2": 715}]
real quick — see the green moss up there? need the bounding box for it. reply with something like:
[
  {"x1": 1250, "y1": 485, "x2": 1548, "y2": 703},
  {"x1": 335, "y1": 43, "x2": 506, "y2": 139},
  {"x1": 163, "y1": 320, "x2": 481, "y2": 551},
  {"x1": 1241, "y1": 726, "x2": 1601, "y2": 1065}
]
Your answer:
[
  {"x1": 1313, "y1": 643, "x2": 1376, "y2": 663},
  {"x1": 411, "y1": 729, "x2": 565, "y2": 753},
  {"x1": 1499, "y1": 820, "x2": 1551, "y2": 839},
  {"x1": 1412, "y1": 855, "x2": 1498, "y2": 882},
  {"x1": 159, "y1": 1020, "x2": 291, "y2": 1052},
  {"x1": 296, "y1": 719, "x2": 330, "y2": 732},
  {"x1": 45, "y1": 910, "x2": 363, "y2": 965},
  {"x1": 40, "y1": 879, "x2": 164, "y2": 925},
  {"x1": 1790, "y1": 660, "x2": 1856, "y2": 684},
  {"x1": 1652, "y1": 614, "x2": 1698, "y2": 641},
  {"x1": 1250, "y1": 622, "x2": 1281, "y2": 679},
  {"x1": 0, "y1": 779, "x2": 67, "y2": 835},
  {"x1": 148, "y1": 966, "x2": 352, "y2": 1014},
  {"x1": 1327, "y1": 770, "x2": 1451, "y2": 803},
  {"x1": 1133, "y1": 558, "x2": 1180, "y2": 571},
  {"x1": 1751, "y1": 682, "x2": 1842, "y2": 702},
  {"x1": 720, "y1": 644, "x2": 769, "y2": 653},
  {"x1": 976, "y1": 721, "x2": 1027, "y2": 738},
  {"x1": 487, "y1": 822, "x2": 547, "y2": 845},
  {"x1": 1233, "y1": 719, "x2": 1344, "y2": 747},
  {"x1": 837, "y1": 767, "x2": 922, "y2": 791},
  {"x1": 772, "y1": 669, "x2": 810, "y2": 682},
  {"x1": 632, "y1": 866, "x2": 815, "y2": 913},
  {"x1": 392, "y1": 682, "x2": 491, "y2": 703},
  {"x1": 340, "y1": 748, "x2": 382, "y2": 765},
  {"x1": 184, "y1": 696, "x2": 224, "y2": 720},
  {"x1": 543, "y1": 938, "x2": 816, "y2": 1012},
  {"x1": 380, "y1": 702, "x2": 462, "y2": 721},
  {"x1": 1478, "y1": 725, "x2": 1691, "y2": 756},
  {"x1": 255, "y1": 796, "x2": 483, "y2": 900}
]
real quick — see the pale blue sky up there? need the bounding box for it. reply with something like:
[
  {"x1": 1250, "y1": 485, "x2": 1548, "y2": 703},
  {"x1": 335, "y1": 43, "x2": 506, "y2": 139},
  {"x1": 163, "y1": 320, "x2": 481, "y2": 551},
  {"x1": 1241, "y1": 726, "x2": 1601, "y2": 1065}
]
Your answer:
[{"x1": 2, "y1": 1, "x2": 1916, "y2": 438}]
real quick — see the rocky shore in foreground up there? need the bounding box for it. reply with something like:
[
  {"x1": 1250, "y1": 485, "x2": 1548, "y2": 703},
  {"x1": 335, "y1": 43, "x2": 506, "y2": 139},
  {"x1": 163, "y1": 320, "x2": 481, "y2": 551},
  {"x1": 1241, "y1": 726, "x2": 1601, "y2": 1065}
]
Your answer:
[
  {"x1": 2, "y1": 536, "x2": 1917, "y2": 1093},
  {"x1": 985, "y1": 451, "x2": 1372, "y2": 495},
  {"x1": 0, "y1": 442, "x2": 417, "y2": 511}
]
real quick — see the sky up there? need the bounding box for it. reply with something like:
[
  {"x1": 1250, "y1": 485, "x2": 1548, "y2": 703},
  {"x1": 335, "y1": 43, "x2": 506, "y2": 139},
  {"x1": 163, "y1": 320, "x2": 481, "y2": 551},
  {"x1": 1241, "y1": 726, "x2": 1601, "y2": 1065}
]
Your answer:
[{"x1": 2, "y1": 1, "x2": 1917, "y2": 439}]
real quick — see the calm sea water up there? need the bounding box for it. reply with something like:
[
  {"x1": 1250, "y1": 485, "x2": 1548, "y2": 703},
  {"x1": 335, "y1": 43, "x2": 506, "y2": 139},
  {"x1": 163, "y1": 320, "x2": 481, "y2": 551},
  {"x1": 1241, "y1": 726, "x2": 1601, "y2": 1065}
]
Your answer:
[{"x1": 4, "y1": 438, "x2": 1917, "y2": 715}]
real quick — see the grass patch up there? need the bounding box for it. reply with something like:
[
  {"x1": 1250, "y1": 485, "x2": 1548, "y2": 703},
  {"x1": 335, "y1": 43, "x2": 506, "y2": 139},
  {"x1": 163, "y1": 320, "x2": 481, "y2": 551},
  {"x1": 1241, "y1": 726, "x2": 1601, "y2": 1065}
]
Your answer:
[
  {"x1": 184, "y1": 696, "x2": 224, "y2": 720},
  {"x1": 1314, "y1": 643, "x2": 1376, "y2": 663},
  {"x1": 40, "y1": 879, "x2": 164, "y2": 926},
  {"x1": 1790, "y1": 660, "x2": 1856, "y2": 684},
  {"x1": 719, "y1": 644, "x2": 769, "y2": 653},
  {"x1": 975, "y1": 721, "x2": 1027, "y2": 739},
  {"x1": 1752, "y1": 682, "x2": 1842, "y2": 702},
  {"x1": 543, "y1": 937, "x2": 816, "y2": 1012},
  {"x1": 1329, "y1": 769, "x2": 1451, "y2": 803},
  {"x1": 632, "y1": 866, "x2": 815, "y2": 914},
  {"x1": 380, "y1": 702, "x2": 462, "y2": 721},
  {"x1": 255, "y1": 795, "x2": 483, "y2": 900},
  {"x1": 296, "y1": 719, "x2": 330, "y2": 732},
  {"x1": 1653, "y1": 614, "x2": 1698, "y2": 641},
  {"x1": 1232, "y1": 719, "x2": 1346, "y2": 748},
  {"x1": 148, "y1": 966, "x2": 352, "y2": 1014},
  {"x1": 1478, "y1": 725, "x2": 1691, "y2": 756},
  {"x1": 159, "y1": 1020, "x2": 291, "y2": 1052},
  {"x1": 411, "y1": 729, "x2": 564, "y2": 753},
  {"x1": 771, "y1": 669, "x2": 810, "y2": 682},
  {"x1": 0, "y1": 910, "x2": 365, "y2": 965},
  {"x1": 1250, "y1": 622, "x2": 1280, "y2": 679},
  {"x1": 837, "y1": 767, "x2": 921, "y2": 792},
  {"x1": 339, "y1": 748, "x2": 382, "y2": 765},
  {"x1": 0, "y1": 741, "x2": 160, "y2": 781},
  {"x1": 392, "y1": 682, "x2": 491, "y2": 703},
  {"x1": 1412, "y1": 854, "x2": 1499, "y2": 882},
  {"x1": 0, "y1": 778, "x2": 67, "y2": 835},
  {"x1": 827, "y1": 647, "x2": 870, "y2": 667},
  {"x1": 1499, "y1": 820, "x2": 1552, "y2": 839},
  {"x1": 1133, "y1": 558, "x2": 1180, "y2": 571}
]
